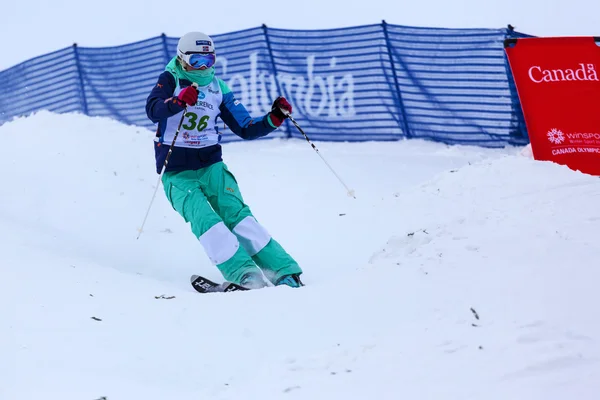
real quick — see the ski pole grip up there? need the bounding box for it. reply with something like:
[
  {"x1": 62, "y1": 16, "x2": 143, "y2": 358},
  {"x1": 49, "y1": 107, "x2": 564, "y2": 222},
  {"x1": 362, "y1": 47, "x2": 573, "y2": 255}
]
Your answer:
[{"x1": 185, "y1": 83, "x2": 199, "y2": 113}]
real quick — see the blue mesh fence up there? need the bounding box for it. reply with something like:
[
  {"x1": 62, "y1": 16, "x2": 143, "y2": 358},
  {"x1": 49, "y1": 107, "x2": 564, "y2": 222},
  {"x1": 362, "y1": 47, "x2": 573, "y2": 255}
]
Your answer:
[{"x1": 0, "y1": 22, "x2": 531, "y2": 147}]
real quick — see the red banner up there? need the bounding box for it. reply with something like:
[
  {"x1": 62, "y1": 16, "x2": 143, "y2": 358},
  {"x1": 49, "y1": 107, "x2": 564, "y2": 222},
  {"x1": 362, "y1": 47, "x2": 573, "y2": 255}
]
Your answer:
[{"x1": 505, "y1": 36, "x2": 600, "y2": 176}]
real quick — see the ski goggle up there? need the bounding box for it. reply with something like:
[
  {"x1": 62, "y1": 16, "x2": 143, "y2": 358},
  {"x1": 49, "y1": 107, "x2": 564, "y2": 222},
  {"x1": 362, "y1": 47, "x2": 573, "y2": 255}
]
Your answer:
[{"x1": 181, "y1": 52, "x2": 216, "y2": 69}]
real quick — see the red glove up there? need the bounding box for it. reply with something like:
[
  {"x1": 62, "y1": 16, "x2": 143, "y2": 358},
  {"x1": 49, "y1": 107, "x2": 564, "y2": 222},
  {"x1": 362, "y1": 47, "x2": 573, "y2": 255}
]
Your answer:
[
  {"x1": 269, "y1": 96, "x2": 292, "y2": 127},
  {"x1": 175, "y1": 85, "x2": 198, "y2": 107}
]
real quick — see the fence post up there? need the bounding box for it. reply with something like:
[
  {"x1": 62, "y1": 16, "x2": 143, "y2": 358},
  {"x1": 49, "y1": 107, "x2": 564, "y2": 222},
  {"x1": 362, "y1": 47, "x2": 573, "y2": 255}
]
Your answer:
[
  {"x1": 502, "y1": 25, "x2": 529, "y2": 145},
  {"x1": 381, "y1": 20, "x2": 411, "y2": 139},
  {"x1": 161, "y1": 33, "x2": 171, "y2": 64},
  {"x1": 262, "y1": 24, "x2": 292, "y2": 138},
  {"x1": 72, "y1": 43, "x2": 89, "y2": 115}
]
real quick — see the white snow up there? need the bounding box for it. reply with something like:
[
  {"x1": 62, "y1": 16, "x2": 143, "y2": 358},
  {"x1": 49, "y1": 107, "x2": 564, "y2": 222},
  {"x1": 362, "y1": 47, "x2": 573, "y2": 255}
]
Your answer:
[{"x1": 2, "y1": 111, "x2": 600, "y2": 399}]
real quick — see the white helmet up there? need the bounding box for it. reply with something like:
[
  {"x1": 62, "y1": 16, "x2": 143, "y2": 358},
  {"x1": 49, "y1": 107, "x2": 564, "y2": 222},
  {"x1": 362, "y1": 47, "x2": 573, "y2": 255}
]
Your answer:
[{"x1": 177, "y1": 32, "x2": 215, "y2": 57}]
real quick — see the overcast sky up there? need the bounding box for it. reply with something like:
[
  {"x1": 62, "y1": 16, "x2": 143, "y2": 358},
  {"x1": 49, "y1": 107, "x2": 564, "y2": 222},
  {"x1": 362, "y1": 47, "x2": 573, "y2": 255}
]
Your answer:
[{"x1": 1, "y1": 0, "x2": 598, "y2": 70}]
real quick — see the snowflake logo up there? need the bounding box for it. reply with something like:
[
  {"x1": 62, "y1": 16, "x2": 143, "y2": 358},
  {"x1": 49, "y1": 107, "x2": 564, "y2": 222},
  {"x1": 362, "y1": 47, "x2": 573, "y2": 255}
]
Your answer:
[{"x1": 547, "y1": 128, "x2": 565, "y2": 144}]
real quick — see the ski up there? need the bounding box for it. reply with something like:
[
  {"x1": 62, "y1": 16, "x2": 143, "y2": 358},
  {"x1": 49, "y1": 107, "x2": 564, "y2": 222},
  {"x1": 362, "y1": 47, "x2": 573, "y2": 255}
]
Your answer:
[{"x1": 190, "y1": 274, "x2": 249, "y2": 294}]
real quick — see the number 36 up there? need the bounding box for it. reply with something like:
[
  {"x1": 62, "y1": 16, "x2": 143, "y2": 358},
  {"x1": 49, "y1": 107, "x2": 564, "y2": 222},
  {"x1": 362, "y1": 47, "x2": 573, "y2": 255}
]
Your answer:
[{"x1": 182, "y1": 112, "x2": 210, "y2": 132}]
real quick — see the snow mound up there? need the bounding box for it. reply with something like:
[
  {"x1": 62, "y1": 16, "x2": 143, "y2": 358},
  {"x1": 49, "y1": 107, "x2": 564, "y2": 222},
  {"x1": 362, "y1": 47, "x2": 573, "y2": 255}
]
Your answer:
[{"x1": 2, "y1": 111, "x2": 599, "y2": 400}]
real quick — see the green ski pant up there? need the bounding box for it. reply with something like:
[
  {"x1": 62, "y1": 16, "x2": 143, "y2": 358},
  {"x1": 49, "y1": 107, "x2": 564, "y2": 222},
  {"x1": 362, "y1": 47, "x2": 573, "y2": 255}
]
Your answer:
[{"x1": 161, "y1": 161, "x2": 302, "y2": 284}]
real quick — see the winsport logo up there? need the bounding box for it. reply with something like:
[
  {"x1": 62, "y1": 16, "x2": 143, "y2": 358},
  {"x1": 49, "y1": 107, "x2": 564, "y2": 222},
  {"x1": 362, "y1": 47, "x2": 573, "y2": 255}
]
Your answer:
[
  {"x1": 547, "y1": 128, "x2": 565, "y2": 144},
  {"x1": 547, "y1": 128, "x2": 600, "y2": 143}
]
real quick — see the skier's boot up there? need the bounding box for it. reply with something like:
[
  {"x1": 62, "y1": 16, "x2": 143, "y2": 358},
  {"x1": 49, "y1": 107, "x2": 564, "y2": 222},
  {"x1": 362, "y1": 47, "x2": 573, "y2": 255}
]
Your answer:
[
  {"x1": 240, "y1": 272, "x2": 269, "y2": 290},
  {"x1": 275, "y1": 274, "x2": 304, "y2": 288}
]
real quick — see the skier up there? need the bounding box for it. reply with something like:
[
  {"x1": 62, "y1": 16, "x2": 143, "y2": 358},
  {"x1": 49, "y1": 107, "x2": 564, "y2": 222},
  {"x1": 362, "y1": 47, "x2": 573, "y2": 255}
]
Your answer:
[{"x1": 145, "y1": 31, "x2": 303, "y2": 289}]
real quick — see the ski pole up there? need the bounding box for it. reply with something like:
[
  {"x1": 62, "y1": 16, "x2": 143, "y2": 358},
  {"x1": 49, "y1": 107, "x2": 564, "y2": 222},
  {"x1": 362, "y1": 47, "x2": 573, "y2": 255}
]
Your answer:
[
  {"x1": 137, "y1": 83, "x2": 198, "y2": 239},
  {"x1": 283, "y1": 111, "x2": 356, "y2": 199}
]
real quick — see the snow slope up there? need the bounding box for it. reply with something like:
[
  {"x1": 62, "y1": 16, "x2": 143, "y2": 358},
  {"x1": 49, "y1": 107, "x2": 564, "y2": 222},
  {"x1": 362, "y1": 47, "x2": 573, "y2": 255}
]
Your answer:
[{"x1": 1, "y1": 111, "x2": 599, "y2": 399}]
